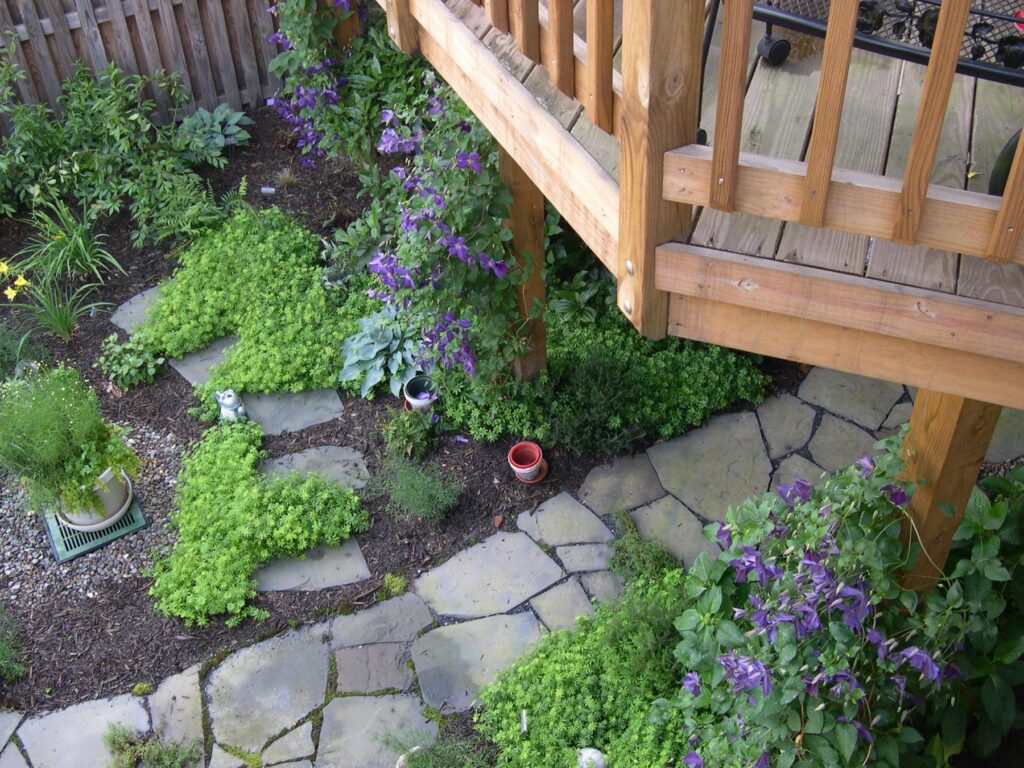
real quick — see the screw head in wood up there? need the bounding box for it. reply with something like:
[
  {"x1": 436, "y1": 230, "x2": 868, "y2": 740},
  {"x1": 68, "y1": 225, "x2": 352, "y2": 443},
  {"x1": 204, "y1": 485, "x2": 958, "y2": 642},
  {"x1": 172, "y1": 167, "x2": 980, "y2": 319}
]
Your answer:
[
  {"x1": 623, "y1": 298, "x2": 633, "y2": 314},
  {"x1": 625, "y1": 260, "x2": 635, "y2": 276}
]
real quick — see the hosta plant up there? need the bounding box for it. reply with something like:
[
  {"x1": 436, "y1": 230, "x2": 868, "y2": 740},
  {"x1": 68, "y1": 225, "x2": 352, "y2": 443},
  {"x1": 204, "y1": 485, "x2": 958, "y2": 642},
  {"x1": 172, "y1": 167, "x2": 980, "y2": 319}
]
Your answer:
[{"x1": 339, "y1": 306, "x2": 420, "y2": 398}]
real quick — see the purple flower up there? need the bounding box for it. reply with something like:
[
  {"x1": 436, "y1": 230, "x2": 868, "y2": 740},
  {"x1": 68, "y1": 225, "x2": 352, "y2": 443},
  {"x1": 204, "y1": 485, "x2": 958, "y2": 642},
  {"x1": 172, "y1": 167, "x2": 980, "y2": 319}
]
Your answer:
[
  {"x1": 719, "y1": 652, "x2": 772, "y2": 696},
  {"x1": 754, "y1": 754, "x2": 770, "y2": 768},
  {"x1": 716, "y1": 522, "x2": 733, "y2": 549},
  {"x1": 455, "y1": 151, "x2": 481, "y2": 172},
  {"x1": 898, "y1": 646, "x2": 942, "y2": 685},
  {"x1": 332, "y1": 0, "x2": 350, "y2": 9},
  {"x1": 454, "y1": 435, "x2": 470, "y2": 444},
  {"x1": 855, "y1": 455, "x2": 875, "y2": 478},
  {"x1": 867, "y1": 628, "x2": 888, "y2": 661},
  {"x1": 882, "y1": 484, "x2": 909, "y2": 506},
  {"x1": 778, "y1": 478, "x2": 813, "y2": 506},
  {"x1": 381, "y1": 109, "x2": 396, "y2": 125},
  {"x1": 683, "y1": 752, "x2": 703, "y2": 768},
  {"x1": 730, "y1": 547, "x2": 782, "y2": 588},
  {"x1": 682, "y1": 672, "x2": 701, "y2": 697}
]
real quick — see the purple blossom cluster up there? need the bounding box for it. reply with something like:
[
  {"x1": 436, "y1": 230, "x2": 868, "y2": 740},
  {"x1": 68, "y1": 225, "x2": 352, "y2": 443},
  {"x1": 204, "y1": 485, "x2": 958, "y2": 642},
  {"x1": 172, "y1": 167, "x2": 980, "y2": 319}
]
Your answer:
[
  {"x1": 719, "y1": 652, "x2": 772, "y2": 697},
  {"x1": 422, "y1": 313, "x2": 477, "y2": 375},
  {"x1": 266, "y1": 75, "x2": 344, "y2": 166}
]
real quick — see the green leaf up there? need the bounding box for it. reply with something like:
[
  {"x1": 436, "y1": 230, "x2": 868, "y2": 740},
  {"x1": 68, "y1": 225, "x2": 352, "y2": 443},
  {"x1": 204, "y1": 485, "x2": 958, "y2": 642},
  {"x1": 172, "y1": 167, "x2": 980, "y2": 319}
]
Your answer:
[
  {"x1": 805, "y1": 708, "x2": 824, "y2": 735},
  {"x1": 982, "y1": 560, "x2": 1012, "y2": 581},
  {"x1": 835, "y1": 722, "x2": 858, "y2": 763},
  {"x1": 939, "y1": 501, "x2": 958, "y2": 518},
  {"x1": 941, "y1": 705, "x2": 966, "y2": 747},
  {"x1": 981, "y1": 674, "x2": 1016, "y2": 733},
  {"x1": 674, "y1": 609, "x2": 701, "y2": 633}
]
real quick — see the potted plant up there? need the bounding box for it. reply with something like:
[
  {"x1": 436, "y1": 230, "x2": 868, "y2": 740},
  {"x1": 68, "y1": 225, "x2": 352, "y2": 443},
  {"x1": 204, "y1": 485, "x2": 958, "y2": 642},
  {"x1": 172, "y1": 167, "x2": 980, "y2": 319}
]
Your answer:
[
  {"x1": 0, "y1": 366, "x2": 140, "y2": 531},
  {"x1": 403, "y1": 373, "x2": 436, "y2": 412},
  {"x1": 508, "y1": 441, "x2": 546, "y2": 483}
]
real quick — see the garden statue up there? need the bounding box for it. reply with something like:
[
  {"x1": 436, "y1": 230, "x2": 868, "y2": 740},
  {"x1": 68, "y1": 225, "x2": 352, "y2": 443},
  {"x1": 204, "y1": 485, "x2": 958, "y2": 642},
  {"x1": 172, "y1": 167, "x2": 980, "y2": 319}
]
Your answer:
[{"x1": 215, "y1": 390, "x2": 248, "y2": 423}]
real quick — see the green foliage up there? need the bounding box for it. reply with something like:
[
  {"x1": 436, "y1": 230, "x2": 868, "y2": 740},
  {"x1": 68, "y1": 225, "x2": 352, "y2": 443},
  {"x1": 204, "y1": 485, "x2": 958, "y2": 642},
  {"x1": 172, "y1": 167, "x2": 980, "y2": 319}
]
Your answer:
[
  {"x1": 130, "y1": 682, "x2": 155, "y2": 697},
  {"x1": 339, "y1": 306, "x2": 420, "y2": 398},
  {"x1": 95, "y1": 334, "x2": 166, "y2": 389},
  {"x1": 382, "y1": 572, "x2": 408, "y2": 599},
  {"x1": 396, "y1": 735, "x2": 497, "y2": 768},
  {"x1": 149, "y1": 422, "x2": 368, "y2": 625},
  {"x1": 174, "y1": 103, "x2": 253, "y2": 167},
  {"x1": 370, "y1": 455, "x2": 462, "y2": 522},
  {"x1": 7, "y1": 278, "x2": 110, "y2": 342},
  {"x1": 609, "y1": 510, "x2": 679, "y2": 582},
  {"x1": 0, "y1": 604, "x2": 25, "y2": 683},
  {"x1": 0, "y1": 366, "x2": 139, "y2": 513},
  {"x1": 13, "y1": 199, "x2": 123, "y2": 283},
  {"x1": 0, "y1": 316, "x2": 46, "y2": 380},
  {"x1": 383, "y1": 409, "x2": 437, "y2": 461},
  {"x1": 104, "y1": 724, "x2": 201, "y2": 768}
]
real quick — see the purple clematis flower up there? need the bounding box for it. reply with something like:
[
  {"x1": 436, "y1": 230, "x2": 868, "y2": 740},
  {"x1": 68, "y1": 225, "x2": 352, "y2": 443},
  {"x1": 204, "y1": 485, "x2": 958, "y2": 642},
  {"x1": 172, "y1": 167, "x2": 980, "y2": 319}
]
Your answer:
[
  {"x1": 882, "y1": 484, "x2": 909, "y2": 506},
  {"x1": 719, "y1": 652, "x2": 772, "y2": 696},
  {"x1": 754, "y1": 754, "x2": 770, "y2": 768},
  {"x1": 682, "y1": 671, "x2": 701, "y2": 697},
  {"x1": 898, "y1": 646, "x2": 942, "y2": 685},
  {"x1": 683, "y1": 752, "x2": 703, "y2": 768},
  {"x1": 855, "y1": 455, "x2": 875, "y2": 478},
  {"x1": 716, "y1": 522, "x2": 733, "y2": 549},
  {"x1": 778, "y1": 478, "x2": 813, "y2": 506}
]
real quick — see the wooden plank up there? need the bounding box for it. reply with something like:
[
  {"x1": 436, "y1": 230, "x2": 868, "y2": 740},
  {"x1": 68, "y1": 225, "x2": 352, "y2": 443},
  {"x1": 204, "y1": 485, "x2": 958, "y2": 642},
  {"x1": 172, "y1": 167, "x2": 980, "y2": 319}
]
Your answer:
[
  {"x1": 893, "y1": 0, "x2": 971, "y2": 243},
  {"x1": 585, "y1": 0, "x2": 612, "y2": 131},
  {"x1": 656, "y1": 243, "x2": 1024, "y2": 365},
  {"x1": 707, "y1": 0, "x2": 752, "y2": 212},
  {"x1": 987, "y1": 128, "x2": 1024, "y2": 264},
  {"x1": 17, "y1": 0, "x2": 64, "y2": 107},
  {"x1": 485, "y1": 0, "x2": 508, "y2": 33},
  {"x1": 667, "y1": 145, "x2": 1024, "y2": 264},
  {"x1": 500, "y1": 146, "x2": 548, "y2": 379},
  {"x1": 699, "y1": 15, "x2": 763, "y2": 144},
  {"x1": 799, "y1": 0, "x2": 858, "y2": 226},
  {"x1": 141, "y1": 0, "x2": 192, "y2": 108},
  {"x1": 73, "y1": 0, "x2": 108, "y2": 70},
  {"x1": 866, "y1": 67, "x2": 973, "y2": 292},
  {"x1": 900, "y1": 390, "x2": 1001, "y2": 591},
  {"x1": 332, "y1": 4, "x2": 361, "y2": 48},
  {"x1": 509, "y1": 0, "x2": 540, "y2": 60},
  {"x1": 201, "y1": 0, "x2": 242, "y2": 109},
  {"x1": 617, "y1": 0, "x2": 702, "y2": 337},
  {"x1": 547, "y1": 0, "x2": 573, "y2": 96},
  {"x1": 776, "y1": 50, "x2": 901, "y2": 273},
  {"x1": 38, "y1": 0, "x2": 79, "y2": 79},
  {"x1": 665, "y1": 295, "x2": 1024, "y2": 410},
  {"x1": 0, "y1": 0, "x2": 40, "y2": 103},
  {"x1": 226, "y1": 0, "x2": 261, "y2": 105},
  {"x1": 252, "y1": 0, "x2": 280, "y2": 91},
  {"x1": 102, "y1": 0, "x2": 141, "y2": 75},
  {"x1": 387, "y1": 0, "x2": 420, "y2": 54},
  {"x1": 179, "y1": 0, "x2": 219, "y2": 107}
]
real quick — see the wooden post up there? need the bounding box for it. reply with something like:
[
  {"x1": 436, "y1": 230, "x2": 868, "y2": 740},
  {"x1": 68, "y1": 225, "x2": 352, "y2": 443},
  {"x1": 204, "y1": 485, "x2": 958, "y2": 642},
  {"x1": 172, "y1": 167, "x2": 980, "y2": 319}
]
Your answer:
[
  {"x1": 386, "y1": 0, "x2": 419, "y2": 54},
  {"x1": 900, "y1": 389, "x2": 1001, "y2": 591},
  {"x1": 618, "y1": 0, "x2": 703, "y2": 339},
  {"x1": 331, "y1": 2, "x2": 362, "y2": 50},
  {"x1": 499, "y1": 147, "x2": 547, "y2": 380}
]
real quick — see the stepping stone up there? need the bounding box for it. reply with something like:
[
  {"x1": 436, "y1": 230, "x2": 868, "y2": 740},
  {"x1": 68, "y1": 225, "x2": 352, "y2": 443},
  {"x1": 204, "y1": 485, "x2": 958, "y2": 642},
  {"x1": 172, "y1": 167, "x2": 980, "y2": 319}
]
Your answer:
[
  {"x1": 647, "y1": 412, "x2": 771, "y2": 522},
  {"x1": 0, "y1": 712, "x2": 20, "y2": 751},
  {"x1": 798, "y1": 368, "x2": 904, "y2": 430},
  {"x1": 331, "y1": 593, "x2": 434, "y2": 649},
  {"x1": 771, "y1": 455, "x2": 826, "y2": 493},
  {"x1": 16, "y1": 695, "x2": 149, "y2": 768},
  {"x1": 255, "y1": 539, "x2": 370, "y2": 592},
  {"x1": 757, "y1": 394, "x2": 816, "y2": 459},
  {"x1": 169, "y1": 336, "x2": 236, "y2": 387},
  {"x1": 263, "y1": 722, "x2": 314, "y2": 765},
  {"x1": 277, "y1": 762, "x2": 313, "y2": 768},
  {"x1": 149, "y1": 665, "x2": 203, "y2": 749},
  {"x1": 882, "y1": 401, "x2": 913, "y2": 430},
  {"x1": 629, "y1": 495, "x2": 719, "y2": 567},
  {"x1": 317, "y1": 695, "x2": 436, "y2": 768},
  {"x1": 242, "y1": 389, "x2": 344, "y2": 435},
  {"x1": 556, "y1": 544, "x2": 613, "y2": 573},
  {"x1": 335, "y1": 643, "x2": 413, "y2": 693},
  {"x1": 577, "y1": 455, "x2": 666, "y2": 516},
  {"x1": 414, "y1": 532, "x2": 563, "y2": 618},
  {"x1": 110, "y1": 286, "x2": 161, "y2": 333},
  {"x1": 987, "y1": 408, "x2": 1024, "y2": 463},
  {"x1": 580, "y1": 571, "x2": 624, "y2": 603},
  {"x1": 209, "y1": 745, "x2": 246, "y2": 768},
  {"x1": 0, "y1": 746, "x2": 28, "y2": 768},
  {"x1": 412, "y1": 613, "x2": 542, "y2": 711},
  {"x1": 517, "y1": 493, "x2": 614, "y2": 546},
  {"x1": 808, "y1": 414, "x2": 879, "y2": 473},
  {"x1": 207, "y1": 627, "x2": 329, "y2": 753},
  {"x1": 261, "y1": 446, "x2": 369, "y2": 490},
  {"x1": 530, "y1": 577, "x2": 594, "y2": 631}
]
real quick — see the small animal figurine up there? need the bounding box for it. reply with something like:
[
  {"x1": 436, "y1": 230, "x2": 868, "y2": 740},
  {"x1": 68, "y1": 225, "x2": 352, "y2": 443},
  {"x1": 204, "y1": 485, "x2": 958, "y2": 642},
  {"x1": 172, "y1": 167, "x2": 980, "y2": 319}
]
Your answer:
[{"x1": 215, "y1": 390, "x2": 248, "y2": 423}]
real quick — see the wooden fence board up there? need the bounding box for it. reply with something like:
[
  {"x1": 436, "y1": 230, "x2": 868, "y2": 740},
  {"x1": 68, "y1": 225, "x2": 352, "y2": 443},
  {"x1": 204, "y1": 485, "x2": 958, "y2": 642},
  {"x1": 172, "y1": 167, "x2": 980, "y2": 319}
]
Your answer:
[
  {"x1": 0, "y1": 1, "x2": 40, "y2": 103},
  {"x1": 17, "y1": 0, "x2": 64, "y2": 106},
  {"x1": 73, "y1": 0, "x2": 108, "y2": 69},
  {"x1": 226, "y1": 0, "x2": 260, "y2": 104},
  {"x1": 39, "y1": 0, "x2": 78, "y2": 79},
  {"x1": 178, "y1": 0, "x2": 217, "y2": 106},
  {"x1": 200, "y1": 0, "x2": 241, "y2": 108}
]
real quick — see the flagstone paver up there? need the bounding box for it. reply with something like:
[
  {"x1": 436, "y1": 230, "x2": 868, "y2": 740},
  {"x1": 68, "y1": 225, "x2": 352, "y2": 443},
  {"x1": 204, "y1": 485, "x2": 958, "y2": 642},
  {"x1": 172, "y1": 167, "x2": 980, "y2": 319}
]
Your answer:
[
  {"x1": 241, "y1": 390, "x2": 345, "y2": 435},
  {"x1": 0, "y1": 746, "x2": 27, "y2": 768},
  {"x1": 556, "y1": 544, "x2": 613, "y2": 573},
  {"x1": 629, "y1": 495, "x2": 719, "y2": 567},
  {"x1": 987, "y1": 408, "x2": 1024, "y2": 463},
  {"x1": 0, "y1": 712, "x2": 20, "y2": 752},
  {"x1": 209, "y1": 744, "x2": 246, "y2": 768},
  {"x1": 110, "y1": 286, "x2": 161, "y2": 332},
  {"x1": 16, "y1": 695, "x2": 149, "y2": 768},
  {"x1": 169, "y1": 336, "x2": 236, "y2": 387},
  {"x1": 517, "y1": 493, "x2": 614, "y2": 546},
  {"x1": 647, "y1": 412, "x2": 771, "y2": 521},
  {"x1": 335, "y1": 643, "x2": 413, "y2": 694},
  {"x1": 808, "y1": 414, "x2": 879, "y2": 473},
  {"x1": 278, "y1": 761, "x2": 313, "y2": 768},
  {"x1": 412, "y1": 613, "x2": 542, "y2": 711},
  {"x1": 149, "y1": 664, "x2": 203, "y2": 748},
  {"x1": 757, "y1": 394, "x2": 816, "y2": 459},
  {"x1": 580, "y1": 571, "x2": 625, "y2": 603},
  {"x1": 331, "y1": 593, "x2": 434, "y2": 649},
  {"x1": 207, "y1": 627, "x2": 330, "y2": 753},
  {"x1": 263, "y1": 722, "x2": 314, "y2": 765},
  {"x1": 771, "y1": 455, "x2": 826, "y2": 492},
  {"x1": 530, "y1": 577, "x2": 595, "y2": 631},
  {"x1": 255, "y1": 539, "x2": 371, "y2": 592},
  {"x1": 261, "y1": 446, "x2": 370, "y2": 489},
  {"x1": 414, "y1": 532, "x2": 563, "y2": 618},
  {"x1": 798, "y1": 368, "x2": 904, "y2": 430},
  {"x1": 882, "y1": 401, "x2": 913, "y2": 430},
  {"x1": 317, "y1": 695, "x2": 436, "y2": 768},
  {"x1": 577, "y1": 454, "x2": 666, "y2": 517}
]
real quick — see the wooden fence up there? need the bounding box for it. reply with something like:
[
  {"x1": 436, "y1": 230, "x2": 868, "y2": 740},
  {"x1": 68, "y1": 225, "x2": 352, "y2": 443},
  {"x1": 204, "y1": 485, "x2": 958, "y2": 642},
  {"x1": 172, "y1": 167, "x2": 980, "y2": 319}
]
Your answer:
[{"x1": 0, "y1": 0, "x2": 282, "y2": 123}]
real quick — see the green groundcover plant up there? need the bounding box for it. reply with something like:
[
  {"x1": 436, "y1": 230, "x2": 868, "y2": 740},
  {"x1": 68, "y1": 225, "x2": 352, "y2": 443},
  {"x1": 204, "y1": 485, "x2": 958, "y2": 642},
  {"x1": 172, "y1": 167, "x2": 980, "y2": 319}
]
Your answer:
[
  {"x1": 149, "y1": 422, "x2": 368, "y2": 625},
  {"x1": 0, "y1": 604, "x2": 25, "y2": 683},
  {"x1": 478, "y1": 437, "x2": 1024, "y2": 767}
]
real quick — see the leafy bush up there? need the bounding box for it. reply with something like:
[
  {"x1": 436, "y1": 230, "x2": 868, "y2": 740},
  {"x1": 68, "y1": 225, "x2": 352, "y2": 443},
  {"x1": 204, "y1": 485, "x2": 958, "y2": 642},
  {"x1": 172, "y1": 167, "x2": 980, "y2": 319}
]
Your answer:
[
  {"x1": 13, "y1": 199, "x2": 123, "y2": 283},
  {"x1": 339, "y1": 306, "x2": 421, "y2": 398},
  {"x1": 370, "y1": 455, "x2": 462, "y2": 522},
  {"x1": 95, "y1": 334, "x2": 165, "y2": 389},
  {"x1": 104, "y1": 724, "x2": 201, "y2": 768},
  {"x1": 149, "y1": 422, "x2": 368, "y2": 625},
  {"x1": 383, "y1": 409, "x2": 437, "y2": 461},
  {"x1": 0, "y1": 604, "x2": 25, "y2": 683},
  {"x1": 175, "y1": 103, "x2": 253, "y2": 167}
]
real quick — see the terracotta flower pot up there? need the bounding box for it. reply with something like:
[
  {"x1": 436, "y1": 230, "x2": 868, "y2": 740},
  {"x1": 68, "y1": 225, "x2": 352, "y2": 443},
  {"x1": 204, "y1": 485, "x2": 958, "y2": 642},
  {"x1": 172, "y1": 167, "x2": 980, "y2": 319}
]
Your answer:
[{"x1": 508, "y1": 441, "x2": 543, "y2": 482}]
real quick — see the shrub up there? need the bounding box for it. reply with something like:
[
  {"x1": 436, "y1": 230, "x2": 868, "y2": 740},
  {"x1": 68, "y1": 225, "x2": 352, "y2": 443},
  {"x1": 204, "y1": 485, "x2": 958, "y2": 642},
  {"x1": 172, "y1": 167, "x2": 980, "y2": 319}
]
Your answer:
[
  {"x1": 104, "y1": 724, "x2": 201, "y2": 768},
  {"x1": 95, "y1": 334, "x2": 165, "y2": 389},
  {"x1": 13, "y1": 199, "x2": 123, "y2": 283},
  {"x1": 383, "y1": 409, "x2": 437, "y2": 461},
  {"x1": 370, "y1": 455, "x2": 462, "y2": 522},
  {"x1": 149, "y1": 422, "x2": 368, "y2": 625},
  {"x1": 0, "y1": 604, "x2": 25, "y2": 683}
]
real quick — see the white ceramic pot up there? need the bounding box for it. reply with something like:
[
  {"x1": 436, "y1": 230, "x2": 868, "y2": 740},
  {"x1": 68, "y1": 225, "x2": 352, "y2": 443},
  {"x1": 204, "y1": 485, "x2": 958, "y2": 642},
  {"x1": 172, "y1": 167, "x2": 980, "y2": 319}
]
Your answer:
[{"x1": 56, "y1": 468, "x2": 134, "y2": 532}]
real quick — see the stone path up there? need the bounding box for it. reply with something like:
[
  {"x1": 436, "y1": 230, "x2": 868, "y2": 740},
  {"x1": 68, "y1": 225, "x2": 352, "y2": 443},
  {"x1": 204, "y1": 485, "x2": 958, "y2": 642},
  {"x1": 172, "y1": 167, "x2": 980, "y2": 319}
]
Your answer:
[{"x1": 4, "y1": 360, "x2": 1023, "y2": 767}]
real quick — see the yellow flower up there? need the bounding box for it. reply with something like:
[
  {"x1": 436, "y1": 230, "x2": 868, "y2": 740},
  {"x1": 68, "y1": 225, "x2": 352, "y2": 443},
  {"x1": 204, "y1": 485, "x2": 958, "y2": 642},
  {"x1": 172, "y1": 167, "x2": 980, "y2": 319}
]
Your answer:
[
  {"x1": 13, "y1": 274, "x2": 29, "y2": 287},
  {"x1": 4, "y1": 286, "x2": 17, "y2": 302},
  {"x1": 0, "y1": 262, "x2": 9, "y2": 276}
]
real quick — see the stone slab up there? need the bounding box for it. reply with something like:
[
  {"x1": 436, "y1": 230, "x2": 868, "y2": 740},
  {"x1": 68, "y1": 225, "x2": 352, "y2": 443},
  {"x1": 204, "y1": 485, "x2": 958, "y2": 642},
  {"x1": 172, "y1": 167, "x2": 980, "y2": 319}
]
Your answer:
[
  {"x1": 331, "y1": 593, "x2": 434, "y2": 649},
  {"x1": 882, "y1": 401, "x2": 913, "y2": 430},
  {"x1": 207, "y1": 628, "x2": 329, "y2": 752},
  {"x1": 149, "y1": 664, "x2": 203, "y2": 748},
  {"x1": 629, "y1": 495, "x2": 719, "y2": 567},
  {"x1": 0, "y1": 712, "x2": 20, "y2": 752},
  {"x1": 317, "y1": 695, "x2": 436, "y2": 768},
  {"x1": 580, "y1": 571, "x2": 624, "y2": 603},
  {"x1": 335, "y1": 643, "x2": 413, "y2": 693},
  {"x1": 167, "y1": 336, "x2": 236, "y2": 387},
  {"x1": 517, "y1": 493, "x2": 613, "y2": 546},
  {"x1": 412, "y1": 613, "x2": 542, "y2": 711},
  {"x1": 414, "y1": 532, "x2": 563, "y2": 618},
  {"x1": 17, "y1": 695, "x2": 149, "y2": 768},
  {"x1": 771, "y1": 455, "x2": 826, "y2": 493},
  {"x1": 241, "y1": 390, "x2": 344, "y2": 436},
  {"x1": 577, "y1": 454, "x2": 666, "y2": 517},
  {"x1": 209, "y1": 744, "x2": 246, "y2": 768},
  {"x1": 0, "y1": 746, "x2": 27, "y2": 768},
  {"x1": 263, "y1": 722, "x2": 314, "y2": 765},
  {"x1": 277, "y1": 762, "x2": 313, "y2": 768},
  {"x1": 110, "y1": 285, "x2": 161, "y2": 333},
  {"x1": 530, "y1": 578, "x2": 594, "y2": 632},
  {"x1": 255, "y1": 538, "x2": 370, "y2": 592},
  {"x1": 987, "y1": 408, "x2": 1024, "y2": 463},
  {"x1": 556, "y1": 544, "x2": 613, "y2": 573},
  {"x1": 647, "y1": 412, "x2": 771, "y2": 522},
  {"x1": 808, "y1": 414, "x2": 879, "y2": 473},
  {"x1": 798, "y1": 368, "x2": 904, "y2": 430},
  {"x1": 757, "y1": 394, "x2": 816, "y2": 459},
  {"x1": 261, "y1": 446, "x2": 369, "y2": 490}
]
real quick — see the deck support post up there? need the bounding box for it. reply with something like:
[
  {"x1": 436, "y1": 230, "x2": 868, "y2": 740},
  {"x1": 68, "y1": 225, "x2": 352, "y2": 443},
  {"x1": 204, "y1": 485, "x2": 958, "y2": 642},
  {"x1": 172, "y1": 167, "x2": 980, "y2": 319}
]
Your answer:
[
  {"x1": 618, "y1": 0, "x2": 703, "y2": 339},
  {"x1": 330, "y1": 2, "x2": 362, "y2": 49},
  {"x1": 900, "y1": 389, "x2": 1001, "y2": 591},
  {"x1": 499, "y1": 146, "x2": 547, "y2": 380},
  {"x1": 386, "y1": 0, "x2": 419, "y2": 54}
]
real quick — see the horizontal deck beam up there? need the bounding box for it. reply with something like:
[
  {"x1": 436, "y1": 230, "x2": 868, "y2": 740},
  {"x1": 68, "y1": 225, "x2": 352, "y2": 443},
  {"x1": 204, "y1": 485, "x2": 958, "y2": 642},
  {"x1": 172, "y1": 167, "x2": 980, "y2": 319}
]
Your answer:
[{"x1": 663, "y1": 144, "x2": 1024, "y2": 265}]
